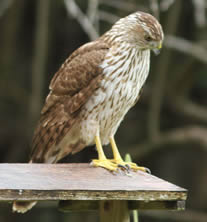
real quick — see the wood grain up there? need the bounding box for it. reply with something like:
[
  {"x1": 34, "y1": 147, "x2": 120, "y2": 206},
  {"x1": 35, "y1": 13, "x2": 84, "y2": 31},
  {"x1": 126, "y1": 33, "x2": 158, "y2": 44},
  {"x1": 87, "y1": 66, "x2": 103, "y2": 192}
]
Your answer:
[{"x1": 0, "y1": 163, "x2": 187, "y2": 202}]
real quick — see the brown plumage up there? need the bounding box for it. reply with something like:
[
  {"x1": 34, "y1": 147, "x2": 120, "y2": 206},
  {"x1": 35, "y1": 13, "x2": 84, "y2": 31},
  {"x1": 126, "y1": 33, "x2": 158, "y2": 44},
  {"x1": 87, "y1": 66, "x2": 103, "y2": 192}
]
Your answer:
[
  {"x1": 13, "y1": 11, "x2": 164, "y2": 213},
  {"x1": 30, "y1": 42, "x2": 109, "y2": 163}
]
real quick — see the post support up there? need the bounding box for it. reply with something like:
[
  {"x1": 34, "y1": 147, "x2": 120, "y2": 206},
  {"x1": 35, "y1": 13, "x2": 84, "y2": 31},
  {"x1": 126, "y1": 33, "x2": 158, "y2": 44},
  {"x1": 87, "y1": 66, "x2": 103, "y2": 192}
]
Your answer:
[{"x1": 100, "y1": 200, "x2": 130, "y2": 222}]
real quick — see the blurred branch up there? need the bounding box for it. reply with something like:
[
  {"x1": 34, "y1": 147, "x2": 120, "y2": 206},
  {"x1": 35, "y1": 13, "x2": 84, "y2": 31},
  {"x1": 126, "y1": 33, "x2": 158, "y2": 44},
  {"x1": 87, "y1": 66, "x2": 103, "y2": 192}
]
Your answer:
[
  {"x1": 192, "y1": 0, "x2": 206, "y2": 27},
  {"x1": 149, "y1": 0, "x2": 160, "y2": 19},
  {"x1": 129, "y1": 126, "x2": 207, "y2": 159},
  {"x1": 165, "y1": 35, "x2": 207, "y2": 64},
  {"x1": 170, "y1": 97, "x2": 207, "y2": 124},
  {"x1": 138, "y1": 77, "x2": 207, "y2": 124},
  {"x1": 28, "y1": 0, "x2": 50, "y2": 128},
  {"x1": 148, "y1": 0, "x2": 182, "y2": 140},
  {"x1": 64, "y1": 0, "x2": 99, "y2": 40},
  {"x1": 99, "y1": 0, "x2": 145, "y2": 12},
  {"x1": 87, "y1": 0, "x2": 99, "y2": 32},
  {"x1": 87, "y1": 0, "x2": 98, "y2": 23},
  {"x1": 99, "y1": 11, "x2": 120, "y2": 24},
  {"x1": 0, "y1": 0, "x2": 13, "y2": 17},
  {"x1": 160, "y1": 0, "x2": 175, "y2": 11}
]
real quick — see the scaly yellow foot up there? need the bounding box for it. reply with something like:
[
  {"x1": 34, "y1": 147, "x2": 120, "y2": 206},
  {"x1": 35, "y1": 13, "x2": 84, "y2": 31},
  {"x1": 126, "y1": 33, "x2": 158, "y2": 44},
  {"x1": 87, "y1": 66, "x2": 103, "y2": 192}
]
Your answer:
[
  {"x1": 109, "y1": 137, "x2": 151, "y2": 173},
  {"x1": 92, "y1": 159, "x2": 118, "y2": 171},
  {"x1": 109, "y1": 159, "x2": 150, "y2": 173},
  {"x1": 92, "y1": 135, "x2": 119, "y2": 171},
  {"x1": 92, "y1": 134, "x2": 150, "y2": 173}
]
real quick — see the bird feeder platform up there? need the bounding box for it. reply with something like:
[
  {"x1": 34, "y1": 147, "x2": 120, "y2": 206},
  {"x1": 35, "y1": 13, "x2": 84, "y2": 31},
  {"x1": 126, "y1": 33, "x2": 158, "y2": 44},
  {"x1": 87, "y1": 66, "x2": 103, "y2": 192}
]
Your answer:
[{"x1": 0, "y1": 163, "x2": 187, "y2": 221}]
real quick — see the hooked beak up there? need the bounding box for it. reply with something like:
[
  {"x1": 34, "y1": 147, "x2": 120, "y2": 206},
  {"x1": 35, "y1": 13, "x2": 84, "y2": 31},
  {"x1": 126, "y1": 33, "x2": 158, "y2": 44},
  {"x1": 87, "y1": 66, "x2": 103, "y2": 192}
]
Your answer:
[{"x1": 152, "y1": 42, "x2": 162, "y2": 55}]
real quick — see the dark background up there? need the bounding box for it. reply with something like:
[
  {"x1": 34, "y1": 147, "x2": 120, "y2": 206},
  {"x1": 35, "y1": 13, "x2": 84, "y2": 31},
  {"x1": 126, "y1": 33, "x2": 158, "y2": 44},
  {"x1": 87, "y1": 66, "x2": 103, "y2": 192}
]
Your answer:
[{"x1": 0, "y1": 0, "x2": 207, "y2": 221}]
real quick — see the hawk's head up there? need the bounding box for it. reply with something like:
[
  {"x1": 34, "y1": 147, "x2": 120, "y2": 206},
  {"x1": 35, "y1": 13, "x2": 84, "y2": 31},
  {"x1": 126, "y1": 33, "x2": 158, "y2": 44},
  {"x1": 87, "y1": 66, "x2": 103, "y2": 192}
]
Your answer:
[{"x1": 108, "y1": 11, "x2": 164, "y2": 53}]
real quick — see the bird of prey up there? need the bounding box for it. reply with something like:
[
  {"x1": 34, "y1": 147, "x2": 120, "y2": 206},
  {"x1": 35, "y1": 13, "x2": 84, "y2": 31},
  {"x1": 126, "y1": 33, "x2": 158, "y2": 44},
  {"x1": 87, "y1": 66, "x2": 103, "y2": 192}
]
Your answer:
[{"x1": 13, "y1": 11, "x2": 164, "y2": 213}]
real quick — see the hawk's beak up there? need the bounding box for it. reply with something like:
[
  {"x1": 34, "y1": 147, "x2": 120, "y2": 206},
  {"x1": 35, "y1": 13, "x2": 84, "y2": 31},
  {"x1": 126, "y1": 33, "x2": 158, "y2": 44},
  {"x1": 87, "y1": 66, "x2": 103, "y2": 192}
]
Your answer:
[{"x1": 152, "y1": 43, "x2": 162, "y2": 55}]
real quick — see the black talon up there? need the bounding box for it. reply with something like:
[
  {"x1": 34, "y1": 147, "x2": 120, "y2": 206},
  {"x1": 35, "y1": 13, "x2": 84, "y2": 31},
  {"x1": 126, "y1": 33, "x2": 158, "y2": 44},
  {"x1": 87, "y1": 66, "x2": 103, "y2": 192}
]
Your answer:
[
  {"x1": 125, "y1": 165, "x2": 131, "y2": 175},
  {"x1": 125, "y1": 164, "x2": 131, "y2": 170},
  {"x1": 117, "y1": 164, "x2": 131, "y2": 175},
  {"x1": 144, "y1": 167, "x2": 151, "y2": 174},
  {"x1": 117, "y1": 164, "x2": 128, "y2": 170}
]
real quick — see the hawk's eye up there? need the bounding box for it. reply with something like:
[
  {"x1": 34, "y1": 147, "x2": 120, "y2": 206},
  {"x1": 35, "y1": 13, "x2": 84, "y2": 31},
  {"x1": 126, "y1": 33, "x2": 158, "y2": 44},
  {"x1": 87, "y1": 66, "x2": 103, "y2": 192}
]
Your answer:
[{"x1": 145, "y1": 35, "x2": 152, "y2": 42}]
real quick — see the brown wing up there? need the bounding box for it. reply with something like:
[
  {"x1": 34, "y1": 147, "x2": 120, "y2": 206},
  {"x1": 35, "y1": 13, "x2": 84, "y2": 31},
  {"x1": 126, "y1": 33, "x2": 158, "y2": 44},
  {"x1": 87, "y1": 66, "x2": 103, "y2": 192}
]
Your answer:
[{"x1": 30, "y1": 41, "x2": 109, "y2": 163}]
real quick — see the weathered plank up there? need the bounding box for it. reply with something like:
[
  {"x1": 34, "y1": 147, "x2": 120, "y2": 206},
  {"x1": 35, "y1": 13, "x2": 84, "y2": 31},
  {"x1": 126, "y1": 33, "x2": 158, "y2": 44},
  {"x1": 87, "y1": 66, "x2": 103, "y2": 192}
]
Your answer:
[{"x1": 0, "y1": 163, "x2": 187, "y2": 204}]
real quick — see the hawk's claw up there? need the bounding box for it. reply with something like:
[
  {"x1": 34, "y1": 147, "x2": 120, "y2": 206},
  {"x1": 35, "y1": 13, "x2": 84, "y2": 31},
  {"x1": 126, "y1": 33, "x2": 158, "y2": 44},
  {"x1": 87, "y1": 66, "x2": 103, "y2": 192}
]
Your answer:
[
  {"x1": 117, "y1": 164, "x2": 128, "y2": 171},
  {"x1": 117, "y1": 164, "x2": 131, "y2": 174},
  {"x1": 112, "y1": 160, "x2": 149, "y2": 174},
  {"x1": 144, "y1": 167, "x2": 151, "y2": 174},
  {"x1": 125, "y1": 164, "x2": 131, "y2": 170},
  {"x1": 125, "y1": 164, "x2": 151, "y2": 174},
  {"x1": 92, "y1": 158, "x2": 150, "y2": 174}
]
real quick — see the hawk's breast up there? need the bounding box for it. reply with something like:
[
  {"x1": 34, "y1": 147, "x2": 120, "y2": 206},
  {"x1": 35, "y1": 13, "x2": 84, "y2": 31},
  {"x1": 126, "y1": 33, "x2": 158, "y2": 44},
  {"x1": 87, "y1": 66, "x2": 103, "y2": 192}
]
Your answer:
[{"x1": 80, "y1": 46, "x2": 150, "y2": 145}]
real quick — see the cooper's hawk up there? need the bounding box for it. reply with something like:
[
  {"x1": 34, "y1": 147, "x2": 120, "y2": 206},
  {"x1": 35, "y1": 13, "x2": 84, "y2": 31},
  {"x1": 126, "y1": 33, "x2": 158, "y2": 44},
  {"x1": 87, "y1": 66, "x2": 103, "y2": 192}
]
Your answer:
[{"x1": 13, "y1": 11, "x2": 164, "y2": 213}]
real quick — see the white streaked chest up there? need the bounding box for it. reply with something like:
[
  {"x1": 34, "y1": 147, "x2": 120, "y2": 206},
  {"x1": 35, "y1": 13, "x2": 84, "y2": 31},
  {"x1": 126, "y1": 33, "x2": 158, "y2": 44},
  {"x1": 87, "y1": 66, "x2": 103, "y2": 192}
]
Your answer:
[
  {"x1": 81, "y1": 46, "x2": 150, "y2": 144},
  {"x1": 84, "y1": 46, "x2": 150, "y2": 114},
  {"x1": 101, "y1": 46, "x2": 150, "y2": 103}
]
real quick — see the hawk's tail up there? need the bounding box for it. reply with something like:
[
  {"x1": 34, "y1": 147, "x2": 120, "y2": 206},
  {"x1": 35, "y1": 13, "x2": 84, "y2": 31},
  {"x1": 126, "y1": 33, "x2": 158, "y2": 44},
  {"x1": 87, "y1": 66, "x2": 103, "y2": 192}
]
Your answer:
[
  {"x1": 12, "y1": 159, "x2": 38, "y2": 213},
  {"x1": 12, "y1": 201, "x2": 37, "y2": 213}
]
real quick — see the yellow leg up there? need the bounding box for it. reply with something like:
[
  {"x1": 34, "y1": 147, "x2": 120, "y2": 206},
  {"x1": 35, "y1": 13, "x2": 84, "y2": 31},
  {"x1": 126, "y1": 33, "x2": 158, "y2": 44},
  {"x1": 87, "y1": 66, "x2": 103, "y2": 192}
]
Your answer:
[
  {"x1": 92, "y1": 135, "x2": 117, "y2": 171},
  {"x1": 109, "y1": 136, "x2": 149, "y2": 172},
  {"x1": 95, "y1": 135, "x2": 107, "y2": 160},
  {"x1": 110, "y1": 137, "x2": 124, "y2": 161}
]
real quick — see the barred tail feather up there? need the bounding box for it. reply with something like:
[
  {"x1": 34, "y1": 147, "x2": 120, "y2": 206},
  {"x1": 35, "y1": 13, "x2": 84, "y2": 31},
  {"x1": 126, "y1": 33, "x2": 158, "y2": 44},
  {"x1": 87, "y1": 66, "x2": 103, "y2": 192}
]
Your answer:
[{"x1": 12, "y1": 201, "x2": 37, "y2": 213}]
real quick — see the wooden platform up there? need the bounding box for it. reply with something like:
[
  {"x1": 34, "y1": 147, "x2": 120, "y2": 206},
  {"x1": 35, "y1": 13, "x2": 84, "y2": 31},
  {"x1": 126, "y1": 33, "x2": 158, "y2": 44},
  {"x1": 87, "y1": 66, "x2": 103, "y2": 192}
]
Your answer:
[{"x1": 0, "y1": 163, "x2": 187, "y2": 211}]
